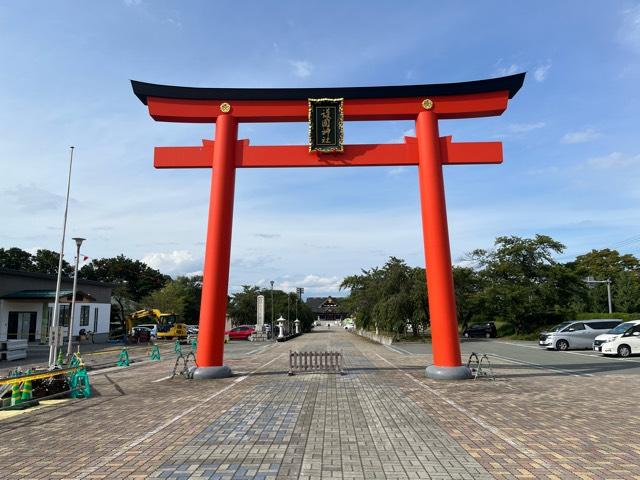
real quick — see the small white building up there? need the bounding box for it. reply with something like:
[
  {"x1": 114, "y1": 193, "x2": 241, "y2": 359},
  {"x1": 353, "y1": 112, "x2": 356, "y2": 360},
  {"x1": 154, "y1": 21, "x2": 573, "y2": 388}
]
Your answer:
[{"x1": 0, "y1": 269, "x2": 112, "y2": 343}]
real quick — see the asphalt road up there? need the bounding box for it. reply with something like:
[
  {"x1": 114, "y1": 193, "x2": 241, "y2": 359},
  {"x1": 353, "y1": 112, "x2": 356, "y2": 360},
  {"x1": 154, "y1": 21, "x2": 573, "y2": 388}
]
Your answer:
[{"x1": 387, "y1": 338, "x2": 640, "y2": 376}]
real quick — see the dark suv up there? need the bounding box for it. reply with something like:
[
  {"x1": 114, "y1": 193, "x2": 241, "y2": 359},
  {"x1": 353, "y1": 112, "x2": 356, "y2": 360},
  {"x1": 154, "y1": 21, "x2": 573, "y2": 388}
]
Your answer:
[{"x1": 462, "y1": 322, "x2": 497, "y2": 338}]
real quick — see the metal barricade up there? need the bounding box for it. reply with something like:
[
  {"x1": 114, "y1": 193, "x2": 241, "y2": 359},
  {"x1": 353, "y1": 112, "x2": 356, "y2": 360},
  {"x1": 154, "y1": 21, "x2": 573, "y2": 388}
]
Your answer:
[
  {"x1": 288, "y1": 350, "x2": 344, "y2": 376},
  {"x1": 466, "y1": 352, "x2": 495, "y2": 380}
]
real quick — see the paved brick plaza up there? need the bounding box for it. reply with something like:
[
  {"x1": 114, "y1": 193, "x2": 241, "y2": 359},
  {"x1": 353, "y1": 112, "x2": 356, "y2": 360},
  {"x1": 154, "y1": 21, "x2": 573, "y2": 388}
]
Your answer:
[{"x1": 0, "y1": 329, "x2": 639, "y2": 479}]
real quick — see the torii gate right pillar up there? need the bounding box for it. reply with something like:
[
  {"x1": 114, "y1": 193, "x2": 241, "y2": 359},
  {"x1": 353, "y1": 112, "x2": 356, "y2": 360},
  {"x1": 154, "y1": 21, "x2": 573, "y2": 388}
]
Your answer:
[{"x1": 417, "y1": 110, "x2": 470, "y2": 379}]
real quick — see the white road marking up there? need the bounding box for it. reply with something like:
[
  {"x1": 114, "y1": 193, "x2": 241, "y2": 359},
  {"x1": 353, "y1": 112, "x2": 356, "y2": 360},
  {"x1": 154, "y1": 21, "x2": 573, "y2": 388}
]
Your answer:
[
  {"x1": 245, "y1": 343, "x2": 276, "y2": 356},
  {"x1": 151, "y1": 375, "x2": 173, "y2": 383},
  {"x1": 492, "y1": 340, "x2": 640, "y2": 364},
  {"x1": 74, "y1": 353, "x2": 284, "y2": 479},
  {"x1": 486, "y1": 353, "x2": 592, "y2": 377},
  {"x1": 384, "y1": 344, "x2": 414, "y2": 355},
  {"x1": 492, "y1": 340, "x2": 545, "y2": 350},
  {"x1": 374, "y1": 353, "x2": 554, "y2": 470}
]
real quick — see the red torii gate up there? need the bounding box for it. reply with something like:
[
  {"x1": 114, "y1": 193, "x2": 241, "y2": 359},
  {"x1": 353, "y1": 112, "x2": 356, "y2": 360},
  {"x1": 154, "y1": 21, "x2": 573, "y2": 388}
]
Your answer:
[{"x1": 132, "y1": 73, "x2": 525, "y2": 380}]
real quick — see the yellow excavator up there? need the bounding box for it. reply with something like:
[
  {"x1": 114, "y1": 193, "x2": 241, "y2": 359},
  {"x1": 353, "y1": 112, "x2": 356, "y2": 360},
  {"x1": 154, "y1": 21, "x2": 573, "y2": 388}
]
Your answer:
[{"x1": 126, "y1": 309, "x2": 188, "y2": 340}]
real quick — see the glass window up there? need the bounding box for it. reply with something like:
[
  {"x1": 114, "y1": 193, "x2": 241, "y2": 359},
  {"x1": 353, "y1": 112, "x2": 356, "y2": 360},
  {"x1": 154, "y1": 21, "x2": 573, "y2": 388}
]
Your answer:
[
  {"x1": 94, "y1": 308, "x2": 99, "y2": 332},
  {"x1": 59, "y1": 305, "x2": 70, "y2": 327},
  {"x1": 564, "y1": 322, "x2": 585, "y2": 331},
  {"x1": 80, "y1": 305, "x2": 90, "y2": 326}
]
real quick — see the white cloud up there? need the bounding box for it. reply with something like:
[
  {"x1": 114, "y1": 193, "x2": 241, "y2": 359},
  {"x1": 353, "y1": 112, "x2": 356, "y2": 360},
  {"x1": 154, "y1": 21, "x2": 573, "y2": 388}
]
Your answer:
[
  {"x1": 2, "y1": 184, "x2": 68, "y2": 212},
  {"x1": 290, "y1": 60, "x2": 313, "y2": 78},
  {"x1": 533, "y1": 63, "x2": 551, "y2": 82},
  {"x1": 123, "y1": 0, "x2": 142, "y2": 6},
  {"x1": 561, "y1": 128, "x2": 601, "y2": 144},
  {"x1": 506, "y1": 122, "x2": 546, "y2": 134},
  {"x1": 278, "y1": 274, "x2": 343, "y2": 294},
  {"x1": 619, "y1": 4, "x2": 640, "y2": 51},
  {"x1": 493, "y1": 63, "x2": 520, "y2": 77},
  {"x1": 587, "y1": 152, "x2": 640, "y2": 170},
  {"x1": 388, "y1": 167, "x2": 407, "y2": 176},
  {"x1": 142, "y1": 250, "x2": 199, "y2": 275}
]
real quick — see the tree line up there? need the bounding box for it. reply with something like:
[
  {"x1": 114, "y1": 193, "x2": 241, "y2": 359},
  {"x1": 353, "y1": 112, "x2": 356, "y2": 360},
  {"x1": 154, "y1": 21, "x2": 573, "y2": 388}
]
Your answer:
[
  {"x1": 0, "y1": 248, "x2": 313, "y2": 333},
  {"x1": 4, "y1": 233, "x2": 639, "y2": 337},
  {"x1": 341, "y1": 235, "x2": 640, "y2": 336}
]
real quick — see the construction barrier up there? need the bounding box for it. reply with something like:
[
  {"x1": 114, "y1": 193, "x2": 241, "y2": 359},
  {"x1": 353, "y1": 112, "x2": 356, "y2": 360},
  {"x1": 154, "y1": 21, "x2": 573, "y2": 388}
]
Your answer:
[
  {"x1": 174, "y1": 340, "x2": 182, "y2": 356},
  {"x1": 10, "y1": 382, "x2": 21, "y2": 406},
  {"x1": 149, "y1": 344, "x2": 161, "y2": 361},
  {"x1": 56, "y1": 349, "x2": 65, "y2": 366},
  {"x1": 69, "y1": 368, "x2": 91, "y2": 398},
  {"x1": 191, "y1": 338, "x2": 197, "y2": 353},
  {"x1": 117, "y1": 348, "x2": 130, "y2": 367}
]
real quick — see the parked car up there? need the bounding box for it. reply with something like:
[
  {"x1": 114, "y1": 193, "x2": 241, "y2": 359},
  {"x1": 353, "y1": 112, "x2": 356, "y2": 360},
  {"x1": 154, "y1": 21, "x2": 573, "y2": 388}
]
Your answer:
[
  {"x1": 593, "y1": 320, "x2": 640, "y2": 352},
  {"x1": 538, "y1": 319, "x2": 622, "y2": 351},
  {"x1": 133, "y1": 324, "x2": 157, "y2": 337},
  {"x1": 462, "y1": 322, "x2": 497, "y2": 338},
  {"x1": 186, "y1": 325, "x2": 199, "y2": 335},
  {"x1": 601, "y1": 323, "x2": 640, "y2": 357},
  {"x1": 344, "y1": 323, "x2": 355, "y2": 331},
  {"x1": 225, "y1": 325, "x2": 255, "y2": 340}
]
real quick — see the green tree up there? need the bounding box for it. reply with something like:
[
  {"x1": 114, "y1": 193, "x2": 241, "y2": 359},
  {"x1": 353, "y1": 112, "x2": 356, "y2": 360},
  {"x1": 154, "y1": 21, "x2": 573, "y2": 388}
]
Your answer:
[
  {"x1": 570, "y1": 249, "x2": 640, "y2": 313},
  {"x1": 79, "y1": 255, "x2": 169, "y2": 337},
  {"x1": 0, "y1": 247, "x2": 34, "y2": 271},
  {"x1": 452, "y1": 266, "x2": 484, "y2": 329},
  {"x1": 341, "y1": 257, "x2": 427, "y2": 335},
  {"x1": 32, "y1": 249, "x2": 73, "y2": 276},
  {"x1": 468, "y1": 235, "x2": 582, "y2": 333},
  {"x1": 79, "y1": 255, "x2": 169, "y2": 302}
]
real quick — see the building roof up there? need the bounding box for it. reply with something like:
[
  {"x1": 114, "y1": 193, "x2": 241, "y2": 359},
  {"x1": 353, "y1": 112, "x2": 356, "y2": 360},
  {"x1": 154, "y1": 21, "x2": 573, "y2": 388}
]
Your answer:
[
  {"x1": 131, "y1": 73, "x2": 526, "y2": 105},
  {"x1": 0, "y1": 289, "x2": 95, "y2": 300},
  {"x1": 0, "y1": 268, "x2": 114, "y2": 288},
  {"x1": 306, "y1": 296, "x2": 348, "y2": 313}
]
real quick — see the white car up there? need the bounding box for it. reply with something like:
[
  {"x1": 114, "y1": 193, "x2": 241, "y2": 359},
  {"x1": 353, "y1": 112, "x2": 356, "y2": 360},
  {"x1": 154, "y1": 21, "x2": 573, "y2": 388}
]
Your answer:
[
  {"x1": 601, "y1": 323, "x2": 640, "y2": 357},
  {"x1": 593, "y1": 320, "x2": 640, "y2": 352}
]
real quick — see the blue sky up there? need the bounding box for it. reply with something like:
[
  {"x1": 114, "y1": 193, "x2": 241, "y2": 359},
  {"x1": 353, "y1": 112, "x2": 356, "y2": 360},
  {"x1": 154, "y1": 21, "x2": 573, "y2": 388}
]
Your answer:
[{"x1": 1, "y1": 1, "x2": 639, "y2": 296}]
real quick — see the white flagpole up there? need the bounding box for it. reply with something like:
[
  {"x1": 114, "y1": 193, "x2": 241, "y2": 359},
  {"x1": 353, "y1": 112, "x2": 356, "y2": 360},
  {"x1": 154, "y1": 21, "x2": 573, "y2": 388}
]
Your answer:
[{"x1": 48, "y1": 146, "x2": 75, "y2": 367}]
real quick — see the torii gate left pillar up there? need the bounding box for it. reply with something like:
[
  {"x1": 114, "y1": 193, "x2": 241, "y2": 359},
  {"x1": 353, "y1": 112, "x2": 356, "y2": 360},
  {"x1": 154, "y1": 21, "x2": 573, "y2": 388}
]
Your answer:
[{"x1": 132, "y1": 73, "x2": 525, "y2": 380}]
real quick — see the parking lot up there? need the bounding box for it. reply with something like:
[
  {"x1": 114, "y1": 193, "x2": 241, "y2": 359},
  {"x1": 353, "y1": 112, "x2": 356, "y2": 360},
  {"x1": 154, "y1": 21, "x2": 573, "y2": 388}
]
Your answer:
[{"x1": 387, "y1": 337, "x2": 640, "y2": 376}]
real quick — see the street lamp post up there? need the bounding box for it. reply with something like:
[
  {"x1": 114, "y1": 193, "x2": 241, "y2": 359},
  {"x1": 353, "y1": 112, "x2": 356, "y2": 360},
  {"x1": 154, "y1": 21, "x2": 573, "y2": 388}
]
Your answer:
[
  {"x1": 66, "y1": 237, "x2": 85, "y2": 357},
  {"x1": 584, "y1": 277, "x2": 613, "y2": 314},
  {"x1": 287, "y1": 293, "x2": 290, "y2": 335},
  {"x1": 295, "y1": 287, "x2": 304, "y2": 330},
  {"x1": 49, "y1": 146, "x2": 75, "y2": 368},
  {"x1": 270, "y1": 280, "x2": 274, "y2": 341}
]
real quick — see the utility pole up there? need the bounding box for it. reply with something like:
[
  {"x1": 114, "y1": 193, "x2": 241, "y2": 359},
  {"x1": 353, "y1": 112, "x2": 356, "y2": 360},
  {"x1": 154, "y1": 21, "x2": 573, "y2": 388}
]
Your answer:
[
  {"x1": 49, "y1": 146, "x2": 75, "y2": 367},
  {"x1": 584, "y1": 277, "x2": 613, "y2": 314}
]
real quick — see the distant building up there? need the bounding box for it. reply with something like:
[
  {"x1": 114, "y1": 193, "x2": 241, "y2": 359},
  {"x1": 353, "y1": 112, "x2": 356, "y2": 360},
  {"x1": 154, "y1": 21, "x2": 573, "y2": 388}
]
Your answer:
[
  {"x1": 306, "y1": 296, "x2": 349, "y2": 323},
  {"x1": 0, "y1": 268, "x2": 113, "y2": 343}
]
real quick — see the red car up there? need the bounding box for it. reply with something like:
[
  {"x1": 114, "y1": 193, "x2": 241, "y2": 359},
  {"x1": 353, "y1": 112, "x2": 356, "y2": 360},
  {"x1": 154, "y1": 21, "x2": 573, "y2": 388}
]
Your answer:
[{"x1": 225, "y1": 325, "x2": 255, "y2": 340}]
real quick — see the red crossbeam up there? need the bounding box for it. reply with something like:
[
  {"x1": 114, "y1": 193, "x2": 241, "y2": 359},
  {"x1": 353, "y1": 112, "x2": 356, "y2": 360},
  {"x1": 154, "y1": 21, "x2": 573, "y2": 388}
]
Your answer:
[
  {"x1": 154, "y1": 136, "x2": 502, "y2": 169},
  {"x1": 147, "y1": 91, "x2": 509, "y2": 124}
]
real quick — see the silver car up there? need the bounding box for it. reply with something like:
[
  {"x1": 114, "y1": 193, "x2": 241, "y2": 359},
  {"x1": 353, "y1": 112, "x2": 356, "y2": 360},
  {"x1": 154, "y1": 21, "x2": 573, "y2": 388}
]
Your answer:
[{"x1": 538, "y1": 319, "x2": 622, "y2": 351}]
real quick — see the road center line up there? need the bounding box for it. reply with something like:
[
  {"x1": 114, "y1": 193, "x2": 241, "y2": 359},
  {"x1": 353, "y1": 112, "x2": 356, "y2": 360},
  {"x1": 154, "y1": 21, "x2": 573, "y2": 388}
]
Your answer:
[
  {"x1": 374, "y1": 353, "x2": 554, "y2": 470},
  {"x1": 75, "y1": 353, "x2": 284, "y2": 479}
]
